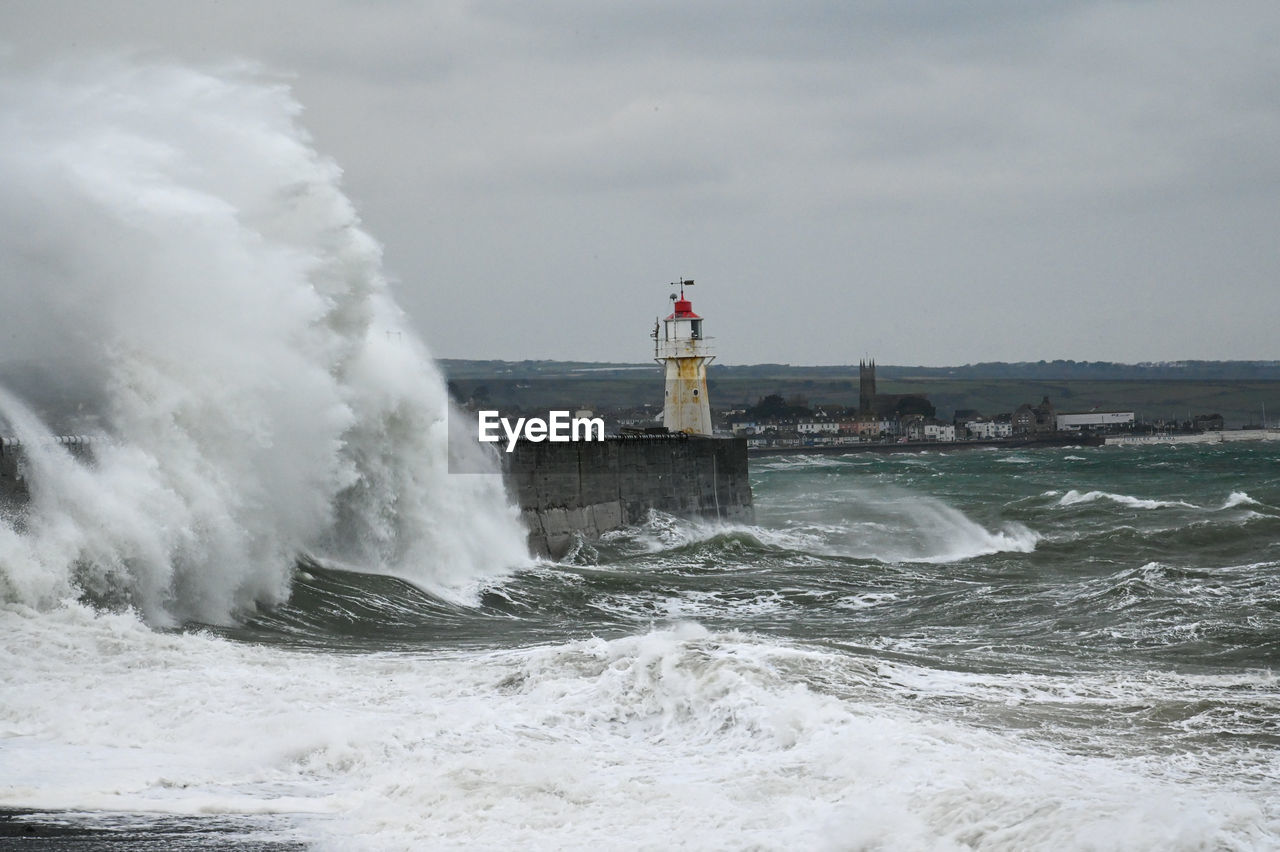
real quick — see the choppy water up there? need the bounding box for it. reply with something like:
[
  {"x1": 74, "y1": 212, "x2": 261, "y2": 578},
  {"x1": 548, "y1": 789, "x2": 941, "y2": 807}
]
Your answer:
[
  {"x1": 3, "y1": 58, "x2": 1279, "y2": 850},
  {"x1": 5, "y1": 443, "x2": 1280, "y2": 850}
]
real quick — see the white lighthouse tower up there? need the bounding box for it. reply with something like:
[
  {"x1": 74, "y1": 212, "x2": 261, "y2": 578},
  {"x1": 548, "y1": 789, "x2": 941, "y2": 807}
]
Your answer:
[{"x1": 653, "y1": 279, "x2": 715, "y2": 435}]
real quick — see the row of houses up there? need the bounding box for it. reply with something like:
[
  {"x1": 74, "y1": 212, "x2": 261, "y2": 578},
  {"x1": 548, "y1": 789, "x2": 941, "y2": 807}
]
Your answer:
[
  {"x1": 730, "y1": 415, "x2": 995, "y2": 444},
  {"x1": 729, "y1": 397, "x2": 1139, "y2": 445}
]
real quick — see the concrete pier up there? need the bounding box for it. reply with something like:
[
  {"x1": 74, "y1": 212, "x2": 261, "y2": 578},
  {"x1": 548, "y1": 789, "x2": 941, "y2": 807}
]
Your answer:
[
  {"x1": 1, "y1": 436, "x2": 98, "y2": 504},
  {"x1": 2, "y1": 434, "x2": 755, "y2": 562},
  {"x1": 505, "y1": 435, "x2": 753, "y2": 558},
  {"x1": 0, "y1": 439, "x2": 25, "y2": 502}
]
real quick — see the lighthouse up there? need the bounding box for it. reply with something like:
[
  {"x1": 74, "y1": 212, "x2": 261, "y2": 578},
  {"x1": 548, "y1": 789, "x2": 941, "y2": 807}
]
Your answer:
[{"x1": 653, "y1": 279, "x2": 715, "y2": 435}]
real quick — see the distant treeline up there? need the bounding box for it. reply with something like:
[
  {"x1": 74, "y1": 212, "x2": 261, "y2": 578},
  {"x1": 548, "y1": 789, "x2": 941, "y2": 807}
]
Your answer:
[
  {"x1": 436, "y1": 359, "x2": 1280, "y2": 428},
  {"x1": 440, "y1": 359, "x2": 1280, "y2": 382},
  {"x1": 866, "y1": 361, "x2": 1280, "y2": 381}
]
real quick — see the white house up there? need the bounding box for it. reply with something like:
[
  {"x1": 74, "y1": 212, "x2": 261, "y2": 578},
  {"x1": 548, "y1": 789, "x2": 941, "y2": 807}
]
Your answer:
[
  {"x1": 796, "y1": 420, "x2": 840, "y2": 434},
  {"x1": 965, "y1": 419, "x2": 998, "y2": 440},
  {"x1": 923, "y1": 421, "x2": 956, "y2": 442}
]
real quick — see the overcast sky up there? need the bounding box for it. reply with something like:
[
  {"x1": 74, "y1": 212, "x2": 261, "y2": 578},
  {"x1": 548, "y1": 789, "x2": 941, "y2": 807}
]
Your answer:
[{"x1": 4, "y1": 1, "x2": 1279, "y2": 365}]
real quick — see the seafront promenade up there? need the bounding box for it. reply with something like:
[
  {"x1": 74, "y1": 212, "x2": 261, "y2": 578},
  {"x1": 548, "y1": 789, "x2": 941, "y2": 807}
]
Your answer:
[
  {"x1": 1105, "y1": 429, "x2": 1280, "y2": 446},
  {"x1": 747, "y1": 435, "x2": 1103, "y2": 456},
  {"x1": 746, "y1": 429, "x2": 1280, "y2": 455}
]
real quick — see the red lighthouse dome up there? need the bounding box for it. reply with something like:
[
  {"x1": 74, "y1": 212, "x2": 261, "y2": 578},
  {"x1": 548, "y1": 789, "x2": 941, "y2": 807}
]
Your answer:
[
  {"x1": 668, "y1": 297, "x2": 700, "y2": 319},
  {"x1": 666, "y1": 278, "x2": 701, "y2": 319}
]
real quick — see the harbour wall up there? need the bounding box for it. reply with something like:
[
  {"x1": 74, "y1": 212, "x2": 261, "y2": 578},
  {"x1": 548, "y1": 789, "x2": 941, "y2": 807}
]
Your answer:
[
  {"x1": 2, "y1": 434, "x2": 755, "y2": 562},
  {"x1": 504, "y1": 435, "x2": 753, "y2": 559},
  {"x1": 1, "y1": 437, "x2": 97, "y2": 504},
  {"x1": 0, "y1": 440, "x2": 25, "y2": 502}
]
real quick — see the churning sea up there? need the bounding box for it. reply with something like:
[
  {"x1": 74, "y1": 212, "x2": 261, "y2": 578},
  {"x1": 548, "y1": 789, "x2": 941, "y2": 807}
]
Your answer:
[
  {"x1": 3, "y1": 441, "x2": 1278, "y2": 850},
  {"x1": 3, "y1": 59, "x2": 1278, "y2": 851}
]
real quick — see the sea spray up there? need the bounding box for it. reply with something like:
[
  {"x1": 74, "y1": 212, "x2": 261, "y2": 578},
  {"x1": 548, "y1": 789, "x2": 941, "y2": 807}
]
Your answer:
[
  {"x1": 0, "y1": 60, "x2": 528, "y2": 623},
  {"x1": 759, "y1": 484, "x2": 1039, "y2": 563}
]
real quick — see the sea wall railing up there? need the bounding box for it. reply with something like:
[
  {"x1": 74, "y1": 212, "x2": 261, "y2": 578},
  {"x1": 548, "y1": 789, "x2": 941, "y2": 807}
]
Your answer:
[{"x1": 0, "y1": 435, "x2": 99, "y2": 454}]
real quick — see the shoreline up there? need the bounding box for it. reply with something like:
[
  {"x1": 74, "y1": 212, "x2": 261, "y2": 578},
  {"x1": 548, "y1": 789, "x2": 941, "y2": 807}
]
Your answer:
[
  {"x1": 746, "y1": 435, "x2": 1102, "y2": 456},
  {"x1": 1104, "y1": 428, "x2": 1280, "y2": 446},
  {"x1": 747, "y1": 429, "x2": 1280, "y2": 456}
]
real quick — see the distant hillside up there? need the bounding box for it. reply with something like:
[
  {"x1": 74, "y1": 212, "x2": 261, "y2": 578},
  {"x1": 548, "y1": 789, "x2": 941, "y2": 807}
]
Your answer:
[
  {"x1": 439, "y1": 359, "x2": 1280, "y2": 382},
  {"x1": 6, "y1": 357, "x2": 1275, "y2": 434},
  {"x1": 870, "y1": 361, "x2": 1280, "y2": 381},
  {"x1": 438, "y1": 359, "x2": 1280, "y2": 428}
]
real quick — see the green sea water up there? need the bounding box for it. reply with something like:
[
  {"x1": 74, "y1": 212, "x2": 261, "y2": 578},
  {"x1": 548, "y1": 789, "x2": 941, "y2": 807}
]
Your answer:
[
  {"x1": 6, "y1": 441, "x2": 1280, "y2": 849},
  {"x1": 247, "y1": 442, "x2": 1280, "y2": 674}
]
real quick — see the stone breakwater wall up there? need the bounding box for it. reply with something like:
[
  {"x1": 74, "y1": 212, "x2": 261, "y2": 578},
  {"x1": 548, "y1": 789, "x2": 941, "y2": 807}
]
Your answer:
[
  {"x1": 0, "y1": 437, "x2": 97, "y2": 503},
  {"x1": 2, "y1": 434, "x2": 755, "y2": 563},
  {"x1": 504, "y1": 435, "x2": 753, "y2": 559},
  {"x1": 0, "y1": 440, "x2": 25, "y2": 502}
]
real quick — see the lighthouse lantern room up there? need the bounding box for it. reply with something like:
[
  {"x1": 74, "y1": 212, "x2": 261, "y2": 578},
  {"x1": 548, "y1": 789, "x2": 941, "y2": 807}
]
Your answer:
[{"x1": 653, "y1": 279, "x2": 715, "y2": 435}]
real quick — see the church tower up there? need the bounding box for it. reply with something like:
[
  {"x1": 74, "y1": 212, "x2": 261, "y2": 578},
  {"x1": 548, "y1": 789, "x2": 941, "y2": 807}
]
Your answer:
[
  {"x1": 653, "y1": 279, "x2": 714, "y2": 435},
  {"x1": 859, "y1": 358, "x2": 877, "y2": 414}
]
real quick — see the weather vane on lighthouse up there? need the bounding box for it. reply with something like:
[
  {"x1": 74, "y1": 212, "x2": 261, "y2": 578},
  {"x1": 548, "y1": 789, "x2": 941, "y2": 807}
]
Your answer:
[{"x1": 653, "y1": 278, "x2": 714, "y2": 435}]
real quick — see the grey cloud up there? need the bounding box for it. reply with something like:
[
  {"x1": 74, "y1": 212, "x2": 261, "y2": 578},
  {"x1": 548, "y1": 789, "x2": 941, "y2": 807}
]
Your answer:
[{"x1": 3, "y1": 0, "x2": 1279, "y2": 365}]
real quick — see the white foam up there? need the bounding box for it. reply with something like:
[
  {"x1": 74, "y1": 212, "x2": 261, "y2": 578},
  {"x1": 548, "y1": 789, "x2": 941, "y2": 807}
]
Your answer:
[
  {"x1": 1222, "y1": 491, "x2": 1262, "y2": 510},
  {"x1": 835, "y1": 591, "x2": 899, "y2": 610},
  {"x1": 786, "y1": 491, "x2": 1039, "y2": 563},
  {"x1": 0, "y1": 607, "x2": 1273, "y2": 850},
  {"x1": 997, "y1": 455, "x2": 1034, "y2": 464},
  {"x1": 609, "y1": 489, "x2": 1039, "y2": 565},
  {"x1": 1058, "y1": 490, "x2": 1196, "y2": 510},
  {"x1": 751, "y1": 454, "x2": 855, "y2": 471},
  {"x1": 0, "y1": 61, "x2": 529, "y2": 623},
  {"x1": 1057, "y1": 489, "x2": 1275, "y2": 515}
]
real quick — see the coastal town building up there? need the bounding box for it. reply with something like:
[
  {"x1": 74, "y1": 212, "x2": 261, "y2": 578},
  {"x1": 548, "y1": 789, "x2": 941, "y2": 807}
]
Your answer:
[
  {"x1": 712, "y1": 367, "x2": 1232, "y2": 449},
  {"x1": 858, "y1": 358, "x2": 876, "y2": 413},
  {"x1": 1013, "y1": 397, "x2": 1057, "y2": 435},
  {"x1": 847, "y1": 417, "x2": 883, "y2": 437},
  {"x1": 923, "y1": 420, "x2": 956, "y2": 442},
  {"x1": 1011, "y1": 405, "x2": 1035, "y2": 435},
  {"x1": 858, "y1": 359, "x2": 933, "y2": 419},
  {"x1": 1193, "y1": 413, "x2": 1225, "y2": 431},
  {"x1": 796, "y1": 419, "x2": 840, "y2": 435},
  {"x1": 1055, "y1": 410, "x2": 1136, "y2": 432},
  {"x1": 964, "y1": 419, "x2": 1000, "y2": 440}
]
